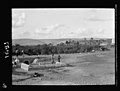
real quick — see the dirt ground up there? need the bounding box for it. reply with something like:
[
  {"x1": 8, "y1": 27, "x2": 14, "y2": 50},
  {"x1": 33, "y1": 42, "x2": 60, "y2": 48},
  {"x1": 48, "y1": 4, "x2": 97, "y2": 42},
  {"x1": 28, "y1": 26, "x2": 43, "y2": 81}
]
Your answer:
[{"x1": 12, "y1": 48, "x2": 115, "y2": 85}]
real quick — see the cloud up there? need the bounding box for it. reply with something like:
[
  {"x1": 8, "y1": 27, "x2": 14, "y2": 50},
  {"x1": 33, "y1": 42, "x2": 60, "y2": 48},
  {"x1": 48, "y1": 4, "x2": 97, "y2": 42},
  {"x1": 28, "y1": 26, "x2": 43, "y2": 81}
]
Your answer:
[
  {"x1": 49, "y1": 24, "x2": 71, "y2": 38},
  {"x1": 12, "y1": 12, "x2": 26, "y2": 28},
  {"x1": 76, "y1": 27, "x2": 107, "y2": 38},
  {"x1": 16, "y1": 31, "x2": 31, "y2": 38},
  {"x1": 34, "y1": 25, "x2": 106, "y2": 39},
  {"x1": 77, "y1": 27, "x2": 87, "y2": 33},
  {"x1": 34, "y1": 24, "x2": 69, "y2": 35},
  {"x1": 97, "y1": 28, "x2": 105, "y2": 33},
  {"x1": 32, "y1": 24, "x2": 74, "y2": 39},
  {"x1": 84, "y1": 10, "x2": 112, "y2": 22},
  {"x1": 64, "y1": 28, "x2": 87, "y2": 38},
  {"x1": 50, "y1": 24, "x2": 66, "y2": 30},
  {"x1": 35, "y1": 27, "x2": 51, "y2": 35}
]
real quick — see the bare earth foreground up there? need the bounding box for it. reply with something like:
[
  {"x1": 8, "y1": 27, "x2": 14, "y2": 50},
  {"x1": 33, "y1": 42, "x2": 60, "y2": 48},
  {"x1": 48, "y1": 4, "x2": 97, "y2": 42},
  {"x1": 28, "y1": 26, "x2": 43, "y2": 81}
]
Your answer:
[{"x1": 12, "y1": 48, "x2": 115, "y2": 85}]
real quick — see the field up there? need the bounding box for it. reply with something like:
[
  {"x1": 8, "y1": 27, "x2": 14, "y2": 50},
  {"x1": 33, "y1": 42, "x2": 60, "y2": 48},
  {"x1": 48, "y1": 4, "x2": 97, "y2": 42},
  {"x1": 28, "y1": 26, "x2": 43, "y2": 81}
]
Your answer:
[{"x1": 12, "y1": 48, "x2": 115, "y2": 85}]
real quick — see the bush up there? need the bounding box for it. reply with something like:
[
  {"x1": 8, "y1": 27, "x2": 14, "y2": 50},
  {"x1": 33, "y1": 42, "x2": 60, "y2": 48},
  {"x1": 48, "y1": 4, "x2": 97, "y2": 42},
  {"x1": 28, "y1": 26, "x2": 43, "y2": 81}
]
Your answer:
[{"x1": 12, "y1": 40, "x2": 103, "y2": 55}]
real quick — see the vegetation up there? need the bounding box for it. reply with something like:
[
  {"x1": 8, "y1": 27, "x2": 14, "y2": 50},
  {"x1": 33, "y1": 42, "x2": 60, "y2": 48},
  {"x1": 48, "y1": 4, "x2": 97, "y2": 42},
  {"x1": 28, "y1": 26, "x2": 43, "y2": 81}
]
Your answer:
[{"x1": 12, "y1": 38, "x2": 111, "y2": 56}]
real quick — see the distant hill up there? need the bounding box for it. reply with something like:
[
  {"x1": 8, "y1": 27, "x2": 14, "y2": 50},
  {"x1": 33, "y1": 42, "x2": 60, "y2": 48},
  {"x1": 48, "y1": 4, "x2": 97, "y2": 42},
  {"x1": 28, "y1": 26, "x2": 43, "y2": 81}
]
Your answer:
[
  {"x1": 12, "y1": 39, "x2": 45, "y2": 46},
  {"x1": 12, "y1": 38, "x2": 113, "y2": 46},
  {"x1": 39, "y1": 38, "x2": 74, "y2": 45},
  {"x1": 12, "y1": 38, "x2": 78, "y2": 46}
]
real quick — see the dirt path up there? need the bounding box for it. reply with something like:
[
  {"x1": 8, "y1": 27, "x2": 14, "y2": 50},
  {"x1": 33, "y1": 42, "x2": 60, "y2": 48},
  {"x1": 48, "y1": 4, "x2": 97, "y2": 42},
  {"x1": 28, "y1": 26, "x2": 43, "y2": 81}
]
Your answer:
[{"x1": 12, "y1": 49, "x2": 115, "y2": 85}]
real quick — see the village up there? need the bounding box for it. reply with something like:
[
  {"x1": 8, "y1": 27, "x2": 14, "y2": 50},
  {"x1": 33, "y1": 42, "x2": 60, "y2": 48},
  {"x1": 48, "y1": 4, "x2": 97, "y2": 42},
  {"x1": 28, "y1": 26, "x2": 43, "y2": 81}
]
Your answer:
[
  {"x1": 12, "y1": 9, "x2": 115, "y2": 85},
  {"x1": 12, "y1": 38, "x2": 115, "y2": 85}
]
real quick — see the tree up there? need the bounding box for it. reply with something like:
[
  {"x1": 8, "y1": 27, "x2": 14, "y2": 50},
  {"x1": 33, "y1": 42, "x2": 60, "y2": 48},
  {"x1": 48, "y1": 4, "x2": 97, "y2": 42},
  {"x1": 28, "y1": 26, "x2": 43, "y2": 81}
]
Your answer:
[
  {"x1": 51, "y1": 46, "x2": 57, "y2": 54},
  {"x1": 66, "y1": 41, "x2": 69, "y2": 45},
  {"x1": 90, "y1": 37, "x2": 94, "y2": 45},
  {"x1": 40, "y1": 44, "x2": 49, "y2": 55},
  {"x1": 15, "y1": 44, "x2": 20, "y2": 47},
  {"x1": 27, "y1": 49, "x2": 33, "y2": 55}
]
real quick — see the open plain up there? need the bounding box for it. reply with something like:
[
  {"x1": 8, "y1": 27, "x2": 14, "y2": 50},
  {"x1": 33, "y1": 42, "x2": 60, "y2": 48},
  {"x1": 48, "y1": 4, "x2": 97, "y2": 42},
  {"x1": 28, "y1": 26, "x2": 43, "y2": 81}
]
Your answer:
[{"x1": 12, "y1": 48, "x2": 115, "y2": 85}]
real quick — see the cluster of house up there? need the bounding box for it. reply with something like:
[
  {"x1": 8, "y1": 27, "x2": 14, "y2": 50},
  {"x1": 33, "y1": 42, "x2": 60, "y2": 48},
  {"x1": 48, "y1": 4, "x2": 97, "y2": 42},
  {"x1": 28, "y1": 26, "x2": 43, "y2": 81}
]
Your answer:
[
  {"x1": 54, "y1": 38, "x2": 115, "y2": 52},
  {"x1": 56, "y1": 38, "x2": 114, "y2": 47}
]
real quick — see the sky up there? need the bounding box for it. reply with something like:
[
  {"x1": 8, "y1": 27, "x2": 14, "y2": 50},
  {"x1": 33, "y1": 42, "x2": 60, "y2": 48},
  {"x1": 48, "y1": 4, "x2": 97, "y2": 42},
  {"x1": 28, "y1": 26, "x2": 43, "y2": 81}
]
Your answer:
[{"x1": 12, "y1": 8, "x2": 115, "y2": 39}]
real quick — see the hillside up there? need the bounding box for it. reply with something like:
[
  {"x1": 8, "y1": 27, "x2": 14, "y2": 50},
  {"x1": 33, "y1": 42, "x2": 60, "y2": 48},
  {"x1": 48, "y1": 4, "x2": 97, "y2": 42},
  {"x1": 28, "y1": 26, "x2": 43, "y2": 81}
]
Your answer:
[
  {"x1": 12, "y1": 39, "x2": 45, "y2": 46},
  {"x1": 12, "y1": 38, "x2": 113, "y2": 46},
  {"x1": 12, "y1": 38, "x2": 72, "y2": 46}
]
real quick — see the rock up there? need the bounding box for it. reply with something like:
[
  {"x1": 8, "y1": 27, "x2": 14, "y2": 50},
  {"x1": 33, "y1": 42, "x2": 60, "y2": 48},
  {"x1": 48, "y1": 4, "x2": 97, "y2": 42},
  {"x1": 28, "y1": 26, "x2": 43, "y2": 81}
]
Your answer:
[{"x1": 32, "y1": 58, "x2": 38, "y2": 64}]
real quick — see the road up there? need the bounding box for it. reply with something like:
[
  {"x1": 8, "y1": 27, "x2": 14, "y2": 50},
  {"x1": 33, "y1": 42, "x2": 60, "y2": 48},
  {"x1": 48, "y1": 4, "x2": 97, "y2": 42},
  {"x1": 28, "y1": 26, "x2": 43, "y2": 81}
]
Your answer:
[{"x1": 12, "y1": 48, "x2": 115, "y2": 85}]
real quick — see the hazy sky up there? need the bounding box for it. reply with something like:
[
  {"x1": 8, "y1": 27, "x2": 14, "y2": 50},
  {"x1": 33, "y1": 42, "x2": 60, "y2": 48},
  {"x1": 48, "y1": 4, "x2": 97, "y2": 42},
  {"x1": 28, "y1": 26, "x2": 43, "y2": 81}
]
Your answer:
[{"x1": 12, "y1": 8, "x2": 115, "y2": 39}]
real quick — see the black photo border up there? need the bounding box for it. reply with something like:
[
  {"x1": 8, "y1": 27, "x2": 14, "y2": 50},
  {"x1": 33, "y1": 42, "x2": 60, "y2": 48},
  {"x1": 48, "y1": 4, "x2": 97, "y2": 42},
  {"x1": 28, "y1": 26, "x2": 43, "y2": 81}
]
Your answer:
[{"x1": 0, "y1": 0, "x2": 118, "y2": 89}]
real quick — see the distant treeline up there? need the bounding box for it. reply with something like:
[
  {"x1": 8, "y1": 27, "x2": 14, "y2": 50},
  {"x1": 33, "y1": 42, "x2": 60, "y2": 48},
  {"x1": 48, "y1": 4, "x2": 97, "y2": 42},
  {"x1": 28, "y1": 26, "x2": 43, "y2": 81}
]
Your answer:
[{"x1": 12, "y1": 39, "x2": 112, "y2": 55}]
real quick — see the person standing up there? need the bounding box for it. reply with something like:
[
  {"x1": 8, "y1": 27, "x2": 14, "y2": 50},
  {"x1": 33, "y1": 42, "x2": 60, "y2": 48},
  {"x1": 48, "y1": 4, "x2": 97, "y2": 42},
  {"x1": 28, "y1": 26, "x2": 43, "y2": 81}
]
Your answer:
[
  {"x1": 51, "y1": 54, "x2": 55, "y2": 64},
  {"x1": 58, "y1": 54, "x2": 61, "y2": 62},
  {"x1": 21, "y1": 50, "x2": 24, "y2": 58},
  {"x1": 15, "y1": 49, "x2": 19, "y2": 58}
]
